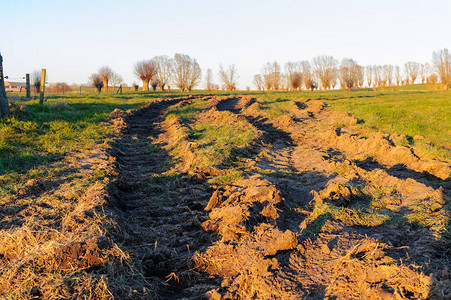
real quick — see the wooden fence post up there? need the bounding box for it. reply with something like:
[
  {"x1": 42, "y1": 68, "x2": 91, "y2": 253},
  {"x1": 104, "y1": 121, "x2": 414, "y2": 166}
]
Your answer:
[
  {"x1": 39, "y1": 69, "x2": 46, "y2": 105},
  {"x1": 0, "y1": 53, "x2": 10, "y2": 117},
  {"x1": 26, "y1": 73, "x2": 31, "y2": 99},
  {"x1": 116, "y1": 84, "x2": 122, "y2": 95}
]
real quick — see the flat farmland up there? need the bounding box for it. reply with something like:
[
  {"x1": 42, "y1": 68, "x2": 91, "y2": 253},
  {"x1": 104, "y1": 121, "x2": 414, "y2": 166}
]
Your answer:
[{"x1": 0, "y1": 89, "x2": 449, "y2": 299}]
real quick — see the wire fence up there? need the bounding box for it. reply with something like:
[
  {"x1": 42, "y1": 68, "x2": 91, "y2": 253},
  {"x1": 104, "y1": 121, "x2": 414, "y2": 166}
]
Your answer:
[{"x1": 5, "y1": 84, "x2": 137, "y2": 98}]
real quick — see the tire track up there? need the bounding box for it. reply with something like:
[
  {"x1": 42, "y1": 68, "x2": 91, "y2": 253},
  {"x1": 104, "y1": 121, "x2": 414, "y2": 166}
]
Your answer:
[
  {"x1": 194, "y1": 96, "x2": 448, "y2": 299},
  {"x1": 107, "y1": 97, "x2": 220, "y2": 299}
]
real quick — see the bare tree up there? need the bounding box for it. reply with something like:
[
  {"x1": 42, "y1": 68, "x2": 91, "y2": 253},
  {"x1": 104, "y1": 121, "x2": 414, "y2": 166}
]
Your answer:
[
  {"x1": 432, "y1": 48, "x2": 451, "y2": 89},
  {"x1": 263, "y1": 74, "x2": 272, "y2": 91},
  {"x1": 428, "y1": 74, "x2": 438, "y2": 84},
  {"x1": 90, "y1": 73, "x2": 104, "y2": 94},
  {"x1": 262, "y1": 62, "x2": 281, "y2": 91},
  {"x1": 219, "y1": 64, "x2": 239, "y2": 91},
  {"x1": 420, "y1": 63, "x2": 430, "y2": 84},
  {"x1": 32, "y1": 70, "x2": 42, "y2": 94},
  {"x1": 366, "y1": 66, "x2": 373, "y2": 88},
  {"x1": 383, "y1": 65, "x2": 394, "y2": 87},
  {"x1": 395, "y1": 66, "x2": 402, "y2": 86},
  {"x1": 339, "y1": 58, "x2": 360, "y2": 90},
  {"x1": 312, "y1": 55, "x2": 338, "y2": 90},
  {"x1": 134, "y1": 60, "x2": 156, "y2": 91},
  {"x1": 331, "y1": 70, "x2": 339, "y2": 89},
  {"x1": 373, "y1": 65, "x2": 384, "y2": 88},
  {"x1": 110, "y1": 72, "x2": 123, "y2": 88},
  {"x1": 301, "y1": 61, "x2": 313, "y2": 91},
  {"x1": 404, "y1": 62, "x2": 420, "y2": 85},
  {"x1": 152, "y1": 55, "x2": 173, "y2": 91},
  {"x1": 307, "y1": 79, "x2": 317, "y2": 91},
  {"x1": 281, "y1": 74, "x2": 290, "y2": 91},
  {"x1": 253, "y1": 74, "x2": 264, "y2": 91},
  {"x1": 285, "y1": 61, "x2": 302, "y2": 91},
  {"x1": 98, "y1": 66, "x2": 114, "y2": 91},
  {"x1": 356, "y1": 66, "x2": 364, "y2": 88},
  {"x1": 0, "y1": 53, "x2": 9, "y2": 117},
  {"x1": 151, "y1": 78, "x2": 160, "y2": 91},
  {"x1": 205, "y1": 68, "x2": 215, "y2": 92},
  {"x1": 172, "y1": 53, "x2": 201, "y2": 92}
]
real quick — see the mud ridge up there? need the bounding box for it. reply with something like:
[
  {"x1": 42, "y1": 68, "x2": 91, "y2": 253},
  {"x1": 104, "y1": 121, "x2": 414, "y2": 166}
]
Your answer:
[{"x1": 191, "y1": 96, "x2": 449, "y2": 299}]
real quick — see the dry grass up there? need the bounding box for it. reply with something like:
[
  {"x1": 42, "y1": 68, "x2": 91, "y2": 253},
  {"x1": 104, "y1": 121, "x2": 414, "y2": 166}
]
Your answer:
[{"x1": 0, "y1": 144, "x2": 145, "y2": 298}]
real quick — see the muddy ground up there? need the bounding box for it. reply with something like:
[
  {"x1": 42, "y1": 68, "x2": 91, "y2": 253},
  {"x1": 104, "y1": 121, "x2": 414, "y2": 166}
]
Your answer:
[
  {"x1": 2, "y1": 95, "x2": 448, "y2": 299},
  {"x1": 104, "y1": 95, "x2": 450, "y2": 299}
]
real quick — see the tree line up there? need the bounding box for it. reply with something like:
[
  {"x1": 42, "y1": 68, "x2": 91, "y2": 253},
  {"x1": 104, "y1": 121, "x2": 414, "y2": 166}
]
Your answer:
[
  {"x1": 253, "y1": 49, "x2": 451, "y2": 91},
  {"x1": 90, "y1": 54, "x2": 201, "y2": 93},
  {"x1": 88, "y1": 48, "x2": 451, "y2": 93}
]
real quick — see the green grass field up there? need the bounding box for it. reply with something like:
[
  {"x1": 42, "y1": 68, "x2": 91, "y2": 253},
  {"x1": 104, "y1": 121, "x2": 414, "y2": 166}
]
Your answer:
[{"x1": 1, "y1": 87, "x2": 449, "y2": 194}]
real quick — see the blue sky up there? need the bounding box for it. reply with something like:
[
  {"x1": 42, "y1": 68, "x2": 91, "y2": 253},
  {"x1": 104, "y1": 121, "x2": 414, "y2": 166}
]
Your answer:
[{"x1": 1, "y1": 0, "x2": 450, "y2": 88}]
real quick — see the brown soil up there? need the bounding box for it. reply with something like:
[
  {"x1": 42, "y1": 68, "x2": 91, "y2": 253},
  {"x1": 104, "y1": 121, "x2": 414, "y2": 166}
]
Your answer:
[
  {"x1": 3, "y1": 95, "x2": 448, "y2": 299},
  {"x1": 186, "y1": 96, "x2": 448, "y2": 299},
  {"x1": 105, "y1": 94, "x2": 450, "y2": 299}
]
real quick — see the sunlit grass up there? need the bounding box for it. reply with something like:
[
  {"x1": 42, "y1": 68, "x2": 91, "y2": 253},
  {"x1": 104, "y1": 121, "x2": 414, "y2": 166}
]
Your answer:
[
  {"x1": 249, "y1": 89, "x2": 450, "y2": 160},
  {"x1": 0, "y1": 91, "x2": 158, "y2": 193}
]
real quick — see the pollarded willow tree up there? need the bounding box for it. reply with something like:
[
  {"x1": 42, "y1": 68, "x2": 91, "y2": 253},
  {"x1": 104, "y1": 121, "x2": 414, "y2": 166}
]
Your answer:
[
  {"x1": 151, "y1": 78, "x2": 160, "y2": 91},
  {"x1": 356, "y1": 66, "x2": 364, "y2": 88},
  {"x1": 219, "y1": 64, "x2": 239, "y2": 91},
  {"x1": 90, "y1": 73, "x2": 104, "y2": 94},
  {"x1": 312, "y1": 55, "x2": 337, "y2": 90},
  {"x1": 373, "y1": 65, "x2": 384, "y2": 88},
  {"x1": 172, "y1": 53, "x2": 201, "y2": 92},
  {"x1": 395, "y1": 66, "x2": 402, "y2": 86},
  {"x1": 301, "y1": 61, "x2": 313, "y2": 90},
  {"x1": 32, "y1": 70, "x2": 42, "y2": 94},
  {"x1": 432, "y1": 48, "x2": 451, "y2": 89},
  {"x1": 383, "y1": 65, "x2": 394, "y2": 87},
  {"x1": 366, "y1": 66, "x2": 373, "y2": 88},
  {"x1": 262, "y1": 62, "x2": 281, "y2": 91},
  {"x1": 285, "y1": 61, "x2": 302, "y2": 91},
  {"x1": 404, "y1": 62, "x2": 420, "y2": 85},
  {"x1": 205, "y1": 69, "x2": 215, "y2": 92},
  {"x1": 98, "y1": 66, "x2": 115, "y2": 91},
  {"x1": 0, "y1": 52, "x2": 10, "y2": 117},
  {"x1": 253, "y1": 74, "x2": 264, "y2": 91},
  {"x1": 152, "y1": 55, "x2": 173, "y2": 91},
  {"x1": 134, "y1": 60, "x2": 157, "y2": 91},
  {"x1": 339, "y1": 58, "x2": 360, "y2": 90},
  {"x1": 420, "y1": 63, "x2": 430, "y2": 84}
]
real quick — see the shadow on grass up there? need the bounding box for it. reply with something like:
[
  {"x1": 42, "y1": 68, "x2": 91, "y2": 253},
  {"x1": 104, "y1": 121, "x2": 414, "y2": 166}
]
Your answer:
[
  {"x1": 0, "y1": 153, "x2": 61, "y2": 176},
  {"x1": 354, "y1": 157, "x2": 450, "y2": 190}
]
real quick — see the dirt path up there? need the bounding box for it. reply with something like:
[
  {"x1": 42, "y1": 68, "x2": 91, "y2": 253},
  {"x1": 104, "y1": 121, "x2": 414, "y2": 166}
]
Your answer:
[{"x1": 106, "y1": 95, "x2": 449, "y2": 299}]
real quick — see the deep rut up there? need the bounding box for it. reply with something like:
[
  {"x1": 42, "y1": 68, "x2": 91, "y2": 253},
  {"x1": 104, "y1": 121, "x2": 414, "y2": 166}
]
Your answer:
[
  {"x1": 108, "y1": 97, "x2": 220, "y2": 299},
  {"x1": 104, "y1": 95, "x2": 449, "y2": 299}
]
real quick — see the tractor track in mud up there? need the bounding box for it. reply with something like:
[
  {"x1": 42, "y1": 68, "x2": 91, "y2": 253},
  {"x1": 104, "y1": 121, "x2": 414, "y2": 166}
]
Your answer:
[
  {"x1": 104, "y1": 95, "x2": 450, "y2": 299},
  {"x1": 196, "y1": 96, "x2": 450, "y2": 299},
  {"x1": 107, "y1": 97, "x2": 221, "y2": 299}
]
